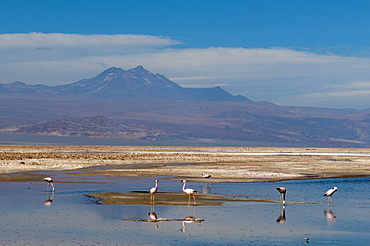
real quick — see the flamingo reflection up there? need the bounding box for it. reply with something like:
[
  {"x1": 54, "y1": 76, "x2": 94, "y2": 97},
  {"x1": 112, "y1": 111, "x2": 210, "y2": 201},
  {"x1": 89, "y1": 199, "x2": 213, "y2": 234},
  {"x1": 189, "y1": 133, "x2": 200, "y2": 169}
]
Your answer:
[
  {"x1": 148, "y1": 203, "x2": 159, "y2": 228},
  {"x1": 181, "y1": 206, "x2": 198, "y2": 232},
  {"x1": 148, "y1": 211, "x2": 159, "y2": 228},
  {"x1": 324, "y1": 202, "x2": 336, "y2": 225},
  {"x1": 276, "y1": 204, "x2": 286, "y2": 223},
  {"x1": 202, "y1": 184, "x2": 211, "y2": 194},
  {"x1": 43, "y1": 191, "x2": 55, "y2": 206},
  {"x1": 181, "y1": 217, "x2": 195, "y2": 232}
]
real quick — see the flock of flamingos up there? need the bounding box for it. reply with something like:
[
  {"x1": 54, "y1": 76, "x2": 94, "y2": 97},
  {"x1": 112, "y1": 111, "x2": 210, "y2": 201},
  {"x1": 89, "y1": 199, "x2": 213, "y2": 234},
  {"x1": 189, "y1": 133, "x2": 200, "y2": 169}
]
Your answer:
[
  {"x1": 42, "y1": 173, "x2": 338, "y2": 239},
  {"x1": 43, "y1": 173, "x2": 339, "y2": 206}
]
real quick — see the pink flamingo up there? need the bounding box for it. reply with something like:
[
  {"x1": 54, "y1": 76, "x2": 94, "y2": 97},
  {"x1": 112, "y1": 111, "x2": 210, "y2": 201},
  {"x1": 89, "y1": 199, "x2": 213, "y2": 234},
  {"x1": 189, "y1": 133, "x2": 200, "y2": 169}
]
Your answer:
[
  {"x1": 202, "y1": 173, "x2": 211, "y2": 179},
  {"x1": 182, "y1": 180, "x2": 197, "y2": 206},
  {"x1": 324, "y1": 187, "x2": 338, "y2": 201},
  {"x1": 150, "y1": 180, "x2": 159, "y2": 204},
  {"x1": 276, "y1": 187, "x2": 286, "y2": 205},
  {"x1": 43, "y1": 177, "x2": 55, "y2": 192}
]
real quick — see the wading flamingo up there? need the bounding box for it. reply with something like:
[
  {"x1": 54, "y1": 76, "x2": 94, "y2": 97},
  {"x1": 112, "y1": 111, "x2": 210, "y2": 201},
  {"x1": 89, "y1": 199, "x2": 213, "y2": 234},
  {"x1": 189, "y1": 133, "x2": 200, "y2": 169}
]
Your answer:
[
  {"x1": 150, "y1": 179, "x2": 159, "y2": 204},
  {"x1": 276, "y1": 187, "x2": 286, "y2": 205},
  {"x1": 43, "y1": 177, "x2": 55, "y2": 192},
  {"x1": 202, "y1": 173, "x2": 211, "y2": 179},
  {"x1": 181, "y1": 180, "x2": 197, "y2": 206},
  {"x1": 324, "y1": 187, "x2": 338, "y2": 201}
]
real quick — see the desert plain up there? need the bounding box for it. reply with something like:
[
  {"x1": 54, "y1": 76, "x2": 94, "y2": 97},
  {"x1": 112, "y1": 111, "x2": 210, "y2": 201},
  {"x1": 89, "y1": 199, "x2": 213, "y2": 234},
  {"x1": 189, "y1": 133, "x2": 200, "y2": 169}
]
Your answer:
[{"x1": 0, "y1": 145, "x2": 370, "y2": 183}]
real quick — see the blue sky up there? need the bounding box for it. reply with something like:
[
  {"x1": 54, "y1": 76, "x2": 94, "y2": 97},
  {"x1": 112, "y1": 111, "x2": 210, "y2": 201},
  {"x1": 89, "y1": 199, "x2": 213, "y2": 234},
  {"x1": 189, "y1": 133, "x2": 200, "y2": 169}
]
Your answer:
[{"x1": 1, "y1": 0, "x2": 370, "y2": 109}]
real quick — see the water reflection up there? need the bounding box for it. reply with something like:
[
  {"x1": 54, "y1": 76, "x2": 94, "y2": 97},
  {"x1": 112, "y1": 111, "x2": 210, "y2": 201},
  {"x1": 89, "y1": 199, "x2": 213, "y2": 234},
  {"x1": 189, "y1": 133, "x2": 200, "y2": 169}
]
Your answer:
[
  {"x1": 181, "y1": 217, "x2": 195, "y2": 232},
  {"x1": 148, "y1": 212, "x2": 159, "y2": 228},
  {"x1": 181, "y1": 206, "x2": 198, "y2": 232},
  {"x1": 43, "y1": 191, "x2": 55, "y2": 206},
  {"x1": 202, "y1": 184, "x2": 211, "y2": 194},
  {"x1": 148, "y1": 204, "x2": 159, "y2": 228},
  {"x1": 4, "y1": 176, "x2": 370, "y2": 245},
  {"x1": 276, "y1": 204, "x2": 286, "y2": 224},
  {"x1": 324, "y1": 201, "x2": 336, "y2": 225}
]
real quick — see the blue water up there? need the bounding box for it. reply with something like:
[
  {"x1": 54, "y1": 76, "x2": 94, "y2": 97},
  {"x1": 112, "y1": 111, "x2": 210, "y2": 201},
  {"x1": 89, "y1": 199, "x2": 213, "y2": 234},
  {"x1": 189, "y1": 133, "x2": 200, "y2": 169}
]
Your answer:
[{"x1": 0, "y1": 175, "x2": 369, "y2": 245}]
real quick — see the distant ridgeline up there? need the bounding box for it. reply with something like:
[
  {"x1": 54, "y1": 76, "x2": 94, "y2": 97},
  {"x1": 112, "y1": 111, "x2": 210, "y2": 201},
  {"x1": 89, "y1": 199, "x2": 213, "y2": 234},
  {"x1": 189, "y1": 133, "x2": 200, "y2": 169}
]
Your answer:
[
  {"x1": 0, "y1": 66, "x2": 249, "y2": 101},
  {"x1": 0, "y1": 66, "x2": 370, "y2": 147}
]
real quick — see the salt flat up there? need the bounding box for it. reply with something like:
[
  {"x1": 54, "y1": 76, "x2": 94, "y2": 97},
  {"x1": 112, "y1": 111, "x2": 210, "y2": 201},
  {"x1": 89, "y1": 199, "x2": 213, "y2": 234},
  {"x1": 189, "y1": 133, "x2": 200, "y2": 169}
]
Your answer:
[{"x1": 0, "y1": 145, "x2": 369, "y2": 182}]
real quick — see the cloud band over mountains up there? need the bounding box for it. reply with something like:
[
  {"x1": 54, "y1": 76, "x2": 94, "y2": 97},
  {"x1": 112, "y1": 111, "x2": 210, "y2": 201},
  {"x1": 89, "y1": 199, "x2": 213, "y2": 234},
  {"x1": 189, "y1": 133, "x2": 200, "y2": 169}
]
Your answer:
[{"x1": 1, "y1": 32, "x2": 370, "y2": 109}]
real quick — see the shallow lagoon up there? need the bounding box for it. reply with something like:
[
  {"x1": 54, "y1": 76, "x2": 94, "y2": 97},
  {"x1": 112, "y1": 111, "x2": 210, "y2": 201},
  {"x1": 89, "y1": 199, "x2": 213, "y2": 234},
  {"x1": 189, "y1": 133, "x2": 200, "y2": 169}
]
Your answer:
[{"x1": 1, "y1": 172, "x2": 370, "y2": 245}]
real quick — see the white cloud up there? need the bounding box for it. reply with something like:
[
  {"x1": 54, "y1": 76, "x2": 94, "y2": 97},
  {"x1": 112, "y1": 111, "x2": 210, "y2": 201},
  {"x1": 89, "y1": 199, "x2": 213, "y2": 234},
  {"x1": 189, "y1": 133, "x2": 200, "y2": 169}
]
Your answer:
[
  {"x1": 297, "y1": 80, "x2": 370, "y2": 108},
  {"x1": 170, "y1": 76, "x2": 224, "y2": 81},
  {"x1": 329, "y1": 81, "x2": 370, "y2": 89},
  {"x1": 1, "y1": 33, "x2": 370, "y2": 109},
  {"x1": 0, "y1": 32, "x2": 181, "y2": 52},
  {"x1": 0, "y1": 33, "x2": 182, "y2": 65},
  {"x1": 305, "y1": 90, "x2": 370, "y2": 98}
]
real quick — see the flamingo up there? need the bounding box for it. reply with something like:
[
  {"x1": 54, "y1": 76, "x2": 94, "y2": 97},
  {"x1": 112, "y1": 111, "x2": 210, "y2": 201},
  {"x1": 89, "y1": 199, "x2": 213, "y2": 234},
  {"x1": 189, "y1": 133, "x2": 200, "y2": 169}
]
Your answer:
[
  {"x1": 149, "y1": 179, "x2": 159, "y2": 204},
  {"x1": 43, "y1": 177, "x2": 55, "y2": 192},
  {"x1": 276, "y1": 187, "x2": 286, "y2": 205},
  {"x1": 324, "y1": 187, "x2": 338, "y2": 201},
  {"x1": 181, "y1": 180, "x2": 197, "y2": 206},
  {"x1": 202, "y1": 173, "x2": 211, "y2": 179}
]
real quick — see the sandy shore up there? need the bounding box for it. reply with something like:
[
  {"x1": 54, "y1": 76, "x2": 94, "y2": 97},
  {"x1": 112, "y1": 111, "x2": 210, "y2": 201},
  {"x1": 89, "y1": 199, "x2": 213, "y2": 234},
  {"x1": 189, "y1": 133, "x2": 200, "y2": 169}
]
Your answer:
[{"x1": 1, "y1": 145, "x2": 370, "y2": 182}]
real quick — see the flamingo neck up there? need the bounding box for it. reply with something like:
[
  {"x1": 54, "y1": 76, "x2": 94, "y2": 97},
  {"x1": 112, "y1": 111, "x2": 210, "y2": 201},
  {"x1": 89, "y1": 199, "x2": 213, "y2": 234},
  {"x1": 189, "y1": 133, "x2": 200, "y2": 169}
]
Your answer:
[{"x1": 182, "y1": 181, "x2": 186, "y2": 192}]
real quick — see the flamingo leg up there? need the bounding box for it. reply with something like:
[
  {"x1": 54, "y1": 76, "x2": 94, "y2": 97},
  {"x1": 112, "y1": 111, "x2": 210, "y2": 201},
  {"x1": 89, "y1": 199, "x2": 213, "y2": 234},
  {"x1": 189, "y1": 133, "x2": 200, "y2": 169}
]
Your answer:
[{"x1": 193, "y1": 195, "x2": 196, "y2": 206}]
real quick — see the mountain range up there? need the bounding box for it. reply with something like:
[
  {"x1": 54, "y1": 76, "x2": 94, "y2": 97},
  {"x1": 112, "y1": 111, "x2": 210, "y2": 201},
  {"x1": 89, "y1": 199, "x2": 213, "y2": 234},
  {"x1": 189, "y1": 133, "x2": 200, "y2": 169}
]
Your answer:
[
  {"x1": 1, "y1": 66, "x2": 370, "y2": 147},
  {"x1": 0, "y1": 66, "x2": 247, "y2": 101}
]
